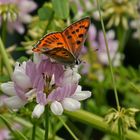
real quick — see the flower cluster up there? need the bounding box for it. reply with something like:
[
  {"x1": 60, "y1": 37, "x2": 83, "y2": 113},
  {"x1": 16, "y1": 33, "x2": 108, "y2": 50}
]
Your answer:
[
  {"x1": 102, "y1": 0, "x2": 139, "y2": 29},
  {"x1": 0, "y1": 53, "x2": 91, "y2": 117},
  {"x1": 0, "y1": 0, "x2": 37, "y2": 34},
  {"x1": 86, "y1": 24, "x2": 120, "y2": 66}
]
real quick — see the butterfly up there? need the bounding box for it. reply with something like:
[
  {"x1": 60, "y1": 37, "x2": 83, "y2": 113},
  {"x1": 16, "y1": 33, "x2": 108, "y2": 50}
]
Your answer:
[{"x1": 32, "y1": 17, "x2": 90, "y2": 67}]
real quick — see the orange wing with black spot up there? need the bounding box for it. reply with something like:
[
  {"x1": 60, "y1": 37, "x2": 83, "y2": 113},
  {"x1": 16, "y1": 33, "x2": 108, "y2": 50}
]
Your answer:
[
  {"x1": 62, "y1": 17, "x2": 90, "y2": 57},
  {"x1": 32, "y1": 17, "x2": 90, "y2": 66},
  {"x1": 32, "y1": 32, "x2": 67, "y2": 52}
]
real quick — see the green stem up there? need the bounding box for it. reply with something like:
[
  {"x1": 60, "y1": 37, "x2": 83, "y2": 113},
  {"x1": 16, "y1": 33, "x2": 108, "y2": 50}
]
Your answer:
[
  {"x1": 118, "y1": 119, "x2": 125, "y2": 140},
  {"x1": 0, "y1": 55, "x2": 2, "y2": 75},
  {"x1": 32, "y1": 121, "x2": 36, "y2": 140},
  {"x1": 96, "y1": 0, "x2": 120, "y2": 111},
  {"x1": 58, "y1": 117, "x2": 79, "y2": 140},
  {"x1": 2, "y1": 19, "x2": 7, "y2": 44},
  {"x1": 44, "y1": 106, "x2": 49, "y2": 140},
  {"x1": 65, "y1": 110, "x2": 140, "y2": 140},
  {"x1": 0, "y1": 37, "x2": 13, "y2": 76}
]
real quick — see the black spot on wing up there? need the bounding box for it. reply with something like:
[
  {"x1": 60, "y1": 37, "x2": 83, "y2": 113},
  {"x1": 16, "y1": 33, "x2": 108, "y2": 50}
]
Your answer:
[
  {"x1": 79, "y1": 25, "x2": 84, "y2": 28},
  {"x1": 85, "y1": 26, "x2": 89, "y2": 30},
  {"x1": 76, "y1": 29, "x2": 79, "y2": 32},
  {"x1": 72, "y1": 31, "x2": 75, "y2": 34},
  {"x1": 67, "y1": 35, "x2": 72, "y2": 39},
  {"x1": 57, "y1": 42, "x2": 63, "y2": 45},
  {"x1": 76, "y1": 40, "x2": 81, "y2": 45},
  {"x1": 78, "y1": 34, "x2": 84, "y2": 38}
]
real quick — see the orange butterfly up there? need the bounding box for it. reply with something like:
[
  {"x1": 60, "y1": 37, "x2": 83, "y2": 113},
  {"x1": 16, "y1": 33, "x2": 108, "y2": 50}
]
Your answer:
[{"x1": 32, "y1": 17, "x2": 90, "y2": 66}]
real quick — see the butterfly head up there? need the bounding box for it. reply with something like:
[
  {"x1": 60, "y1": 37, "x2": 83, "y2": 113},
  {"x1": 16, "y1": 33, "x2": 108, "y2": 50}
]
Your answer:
[{"x1": 75, "y1": 58, "x2": 81, "y2": 65}]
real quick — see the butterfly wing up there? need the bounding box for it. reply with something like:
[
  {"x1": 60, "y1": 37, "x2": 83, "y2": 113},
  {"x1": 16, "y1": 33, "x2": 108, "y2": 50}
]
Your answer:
[
  {"x1": 43, "y1": 47, "x2": 75, "y2": 65},
  {"x1": 62, "y1": 17, "x2": 90, "y2": 57},
  {"x1": 32, "y1": 17, "x2": 90, "y2": 66},
  {"x1": 32, "y1": 32, "x2": 67, "y2": 52}
]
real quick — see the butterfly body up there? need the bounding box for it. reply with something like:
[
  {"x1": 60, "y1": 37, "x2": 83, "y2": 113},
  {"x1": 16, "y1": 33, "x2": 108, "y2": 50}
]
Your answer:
[{"x1": 32, "y1": 17, "x2": 90, "y2": 66}]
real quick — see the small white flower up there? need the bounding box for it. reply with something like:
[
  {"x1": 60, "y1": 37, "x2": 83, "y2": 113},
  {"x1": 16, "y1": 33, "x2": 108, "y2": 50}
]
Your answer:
[
  {"x1": 50, "y1": 101, "x2": 63, "y2": 115},
  {"x1": 107, "y1": 30, "x2": 115, "y2": 39},
  {"x1": 61, "y1": 98, "x2": 81, "y2": 111},
  {"x1": 12, "y1": 62, "x2": 32, "y2": 90},
  {"x1": 62, "y1": 68, "x2": 81, "y2": 85},
  {"x1": 32, "y1": 104, "x2": 45, "y2": 118},
  {"x1": 4, "y1": 96, "x2": 27, "y2": 110}
]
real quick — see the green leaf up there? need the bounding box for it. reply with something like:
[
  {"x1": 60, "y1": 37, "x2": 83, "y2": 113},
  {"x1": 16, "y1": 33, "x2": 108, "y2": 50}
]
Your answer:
[
  {"x1": 17, "y1": 56, "x2": 28, "y2": 63},
  {"x1": 38, "y1": 6, "x2": 53, "y2": 21},
  {"x1": 52, "y1": 0, "x2": 69, "y2": 19},
  {"x1": 0, "y1": 75, "x2": 10, "y2": 82},
  {"x1": 0, "y1": 115, "x2": 28, "y2": 140}
]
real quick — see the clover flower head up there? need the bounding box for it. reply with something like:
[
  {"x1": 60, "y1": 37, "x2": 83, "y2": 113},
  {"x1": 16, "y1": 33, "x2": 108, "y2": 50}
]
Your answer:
[
  {"x1": 97, "y1": 30, "x2": 121, "y2": 66},
  {"x1": 0, "y1": 0, "x2": 37, "y2": 34},
  {"x1": 1, "y1": 53, "x2": 91, "y2": 117},
  {"x1": 102, "y1": 0, "x2": 138, "y2": 29}
]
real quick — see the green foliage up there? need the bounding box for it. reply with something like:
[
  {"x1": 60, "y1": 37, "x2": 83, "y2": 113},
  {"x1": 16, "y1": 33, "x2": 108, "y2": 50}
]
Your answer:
[
  {"x1": 38, "y1": 4, "x2": 54, "y2": 21},
  {"x1": 52, "y1": 0, "x2": 69, "y2": 19}
]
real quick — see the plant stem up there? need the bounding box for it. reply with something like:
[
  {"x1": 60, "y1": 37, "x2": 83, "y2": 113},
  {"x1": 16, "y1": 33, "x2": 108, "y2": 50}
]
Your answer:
[
  {"x1": 32, "y1": 121, "x2": 36, "y2": 140},
  {"x1": 118, "y1": 119, "x2": 125, "y2": 140},
  {"x1": 0, "y1": 37, "x2": 13, "y2": 77},
  {"x1": 58, "y1": 117, "x2": 79, "y2": 140},
  {"x1": 2, "y1": 19, "x2": 7, "y2": 44},
  {"x1": 96, "y1": 0, "x2": 120, "y2": 111},
  {"x1": 44, "y1": 106, "x2": 49, "y2": 140},
  {"x1": 65, "y1": 110, "x2": 140, "y2": 140}
]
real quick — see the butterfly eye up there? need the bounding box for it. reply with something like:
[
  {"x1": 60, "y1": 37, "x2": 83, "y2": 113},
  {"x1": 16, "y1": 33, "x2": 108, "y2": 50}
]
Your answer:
[{"x1": 75, "y1": 59, "x2": 81, "y2": 65}]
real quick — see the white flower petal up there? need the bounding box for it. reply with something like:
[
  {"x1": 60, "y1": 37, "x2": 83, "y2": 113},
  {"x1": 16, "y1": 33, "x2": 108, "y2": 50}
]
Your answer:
[
  {"x1": 12, "y1": 70, "x2": 32, "y2": 90},
  {"x1": 14, "y1": 23, "x2": 25, "y2": 34},
  {"x1": 62, "y1": 98, "x2": 81, "y2": 111},
  {"x1": 4, "y1": 96, "x2": 27, "y2": 109},
  {"x1": 75, "y1": 85, "x2": 82, "y2": 92},
  {"x1": 32, "y1": 104, "x2": 45, "y2": 118},
  {"x1": 0, "y1": 82, "x2": 16, "y2": 96},
  {"x1": 50, "y1": 74, "x2": 55, "y2": 86},
  {"x1": 20, "y1": 14, "x2": 32, "y2": 23},
  {"x1": 50, "y1": 101, "x2": 63, "y2": 115},
  {"x1": 71, "y1": 91, "x2": 91, "y2": 101},
  {"x1": 25, "y1": 88, "x2": 36, "y2": 100},
  {"x1": 107, "y1": 30, "x2": 115, "y2": 39},
  {"x1": 62, "y1": 69, "x2": 81, "y2": 85}
]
